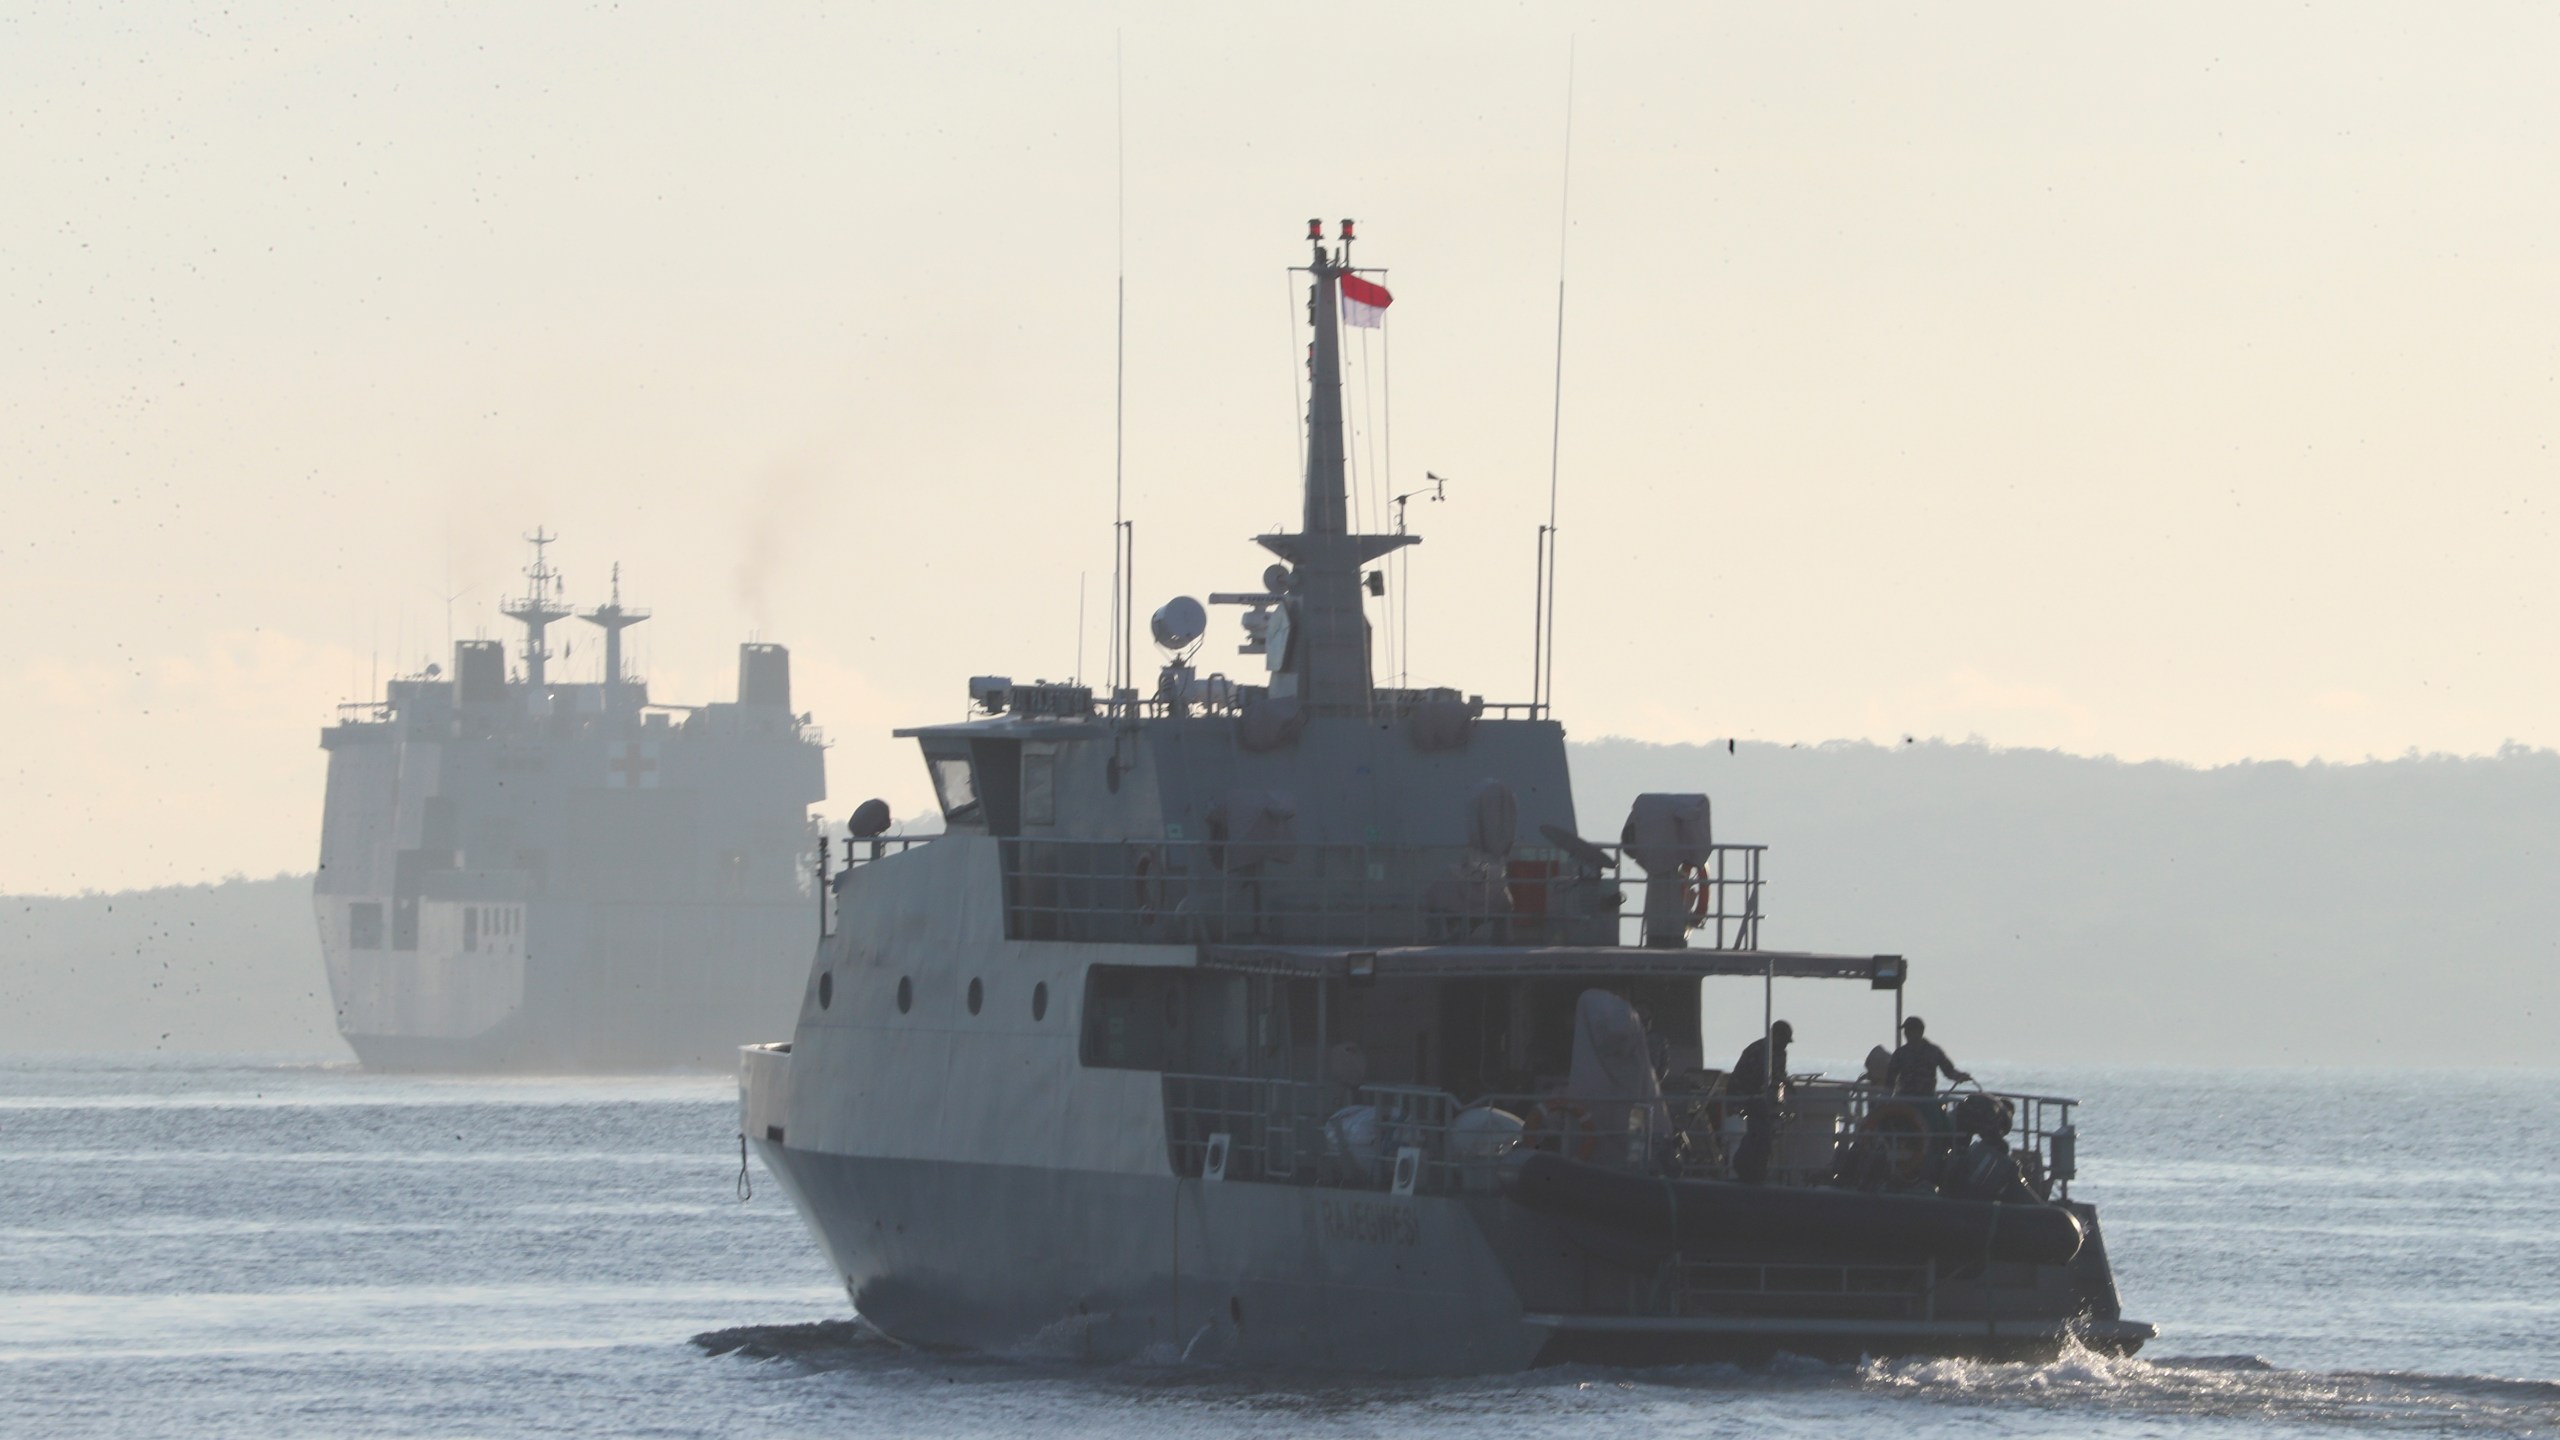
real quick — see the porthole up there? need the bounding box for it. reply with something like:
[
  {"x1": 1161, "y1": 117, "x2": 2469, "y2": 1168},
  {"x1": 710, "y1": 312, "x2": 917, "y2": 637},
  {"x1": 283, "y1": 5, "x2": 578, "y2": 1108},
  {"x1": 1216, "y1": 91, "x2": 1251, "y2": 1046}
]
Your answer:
[
  {"x1": 1031, "y1": 982, "x2": 1049, "y2": 1022},
  {"x1": 818, "y1": 971, "x2": 832, "y2": 1009},
  {"x1": 896, "y1": 976, "x2": 913, "y2": 1014},
  {"x1": 967, "y1": 978, "x2": 984, "y2": 1015}
]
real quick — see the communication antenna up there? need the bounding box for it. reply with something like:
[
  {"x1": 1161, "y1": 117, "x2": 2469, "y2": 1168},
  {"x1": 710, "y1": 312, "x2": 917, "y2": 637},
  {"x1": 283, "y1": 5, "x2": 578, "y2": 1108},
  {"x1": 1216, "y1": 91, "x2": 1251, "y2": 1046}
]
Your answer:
[
  {"x1": 1104, "y1": 34, "x2": 1136, "y2": 707},
  {"x1": 579, "y1": 561, "x2": 650, "y2": 707},
  {"x1": 427, "y1": 580, "x2": 472, "y2": 664},
  {"x1": 1532, "y1": 41, "x2": 1576, "y2": 716},
  {"x1": 1391, "y1": 474, "x2": 1448, "y2": 688},
  {"x1": 502, "y1": 527, "x2": 573, "y2": 688}
]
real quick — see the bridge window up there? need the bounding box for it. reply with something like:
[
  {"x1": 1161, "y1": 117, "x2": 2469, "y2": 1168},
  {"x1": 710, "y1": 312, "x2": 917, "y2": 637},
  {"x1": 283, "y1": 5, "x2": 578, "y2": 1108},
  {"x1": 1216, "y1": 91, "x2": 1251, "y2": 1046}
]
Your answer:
[
  {"x1": 924, "y1": 749, "x2": 980, "y2": 826},
  {"x1": 1021, "y1": 750, "x2": 1056, "y2": 826}
]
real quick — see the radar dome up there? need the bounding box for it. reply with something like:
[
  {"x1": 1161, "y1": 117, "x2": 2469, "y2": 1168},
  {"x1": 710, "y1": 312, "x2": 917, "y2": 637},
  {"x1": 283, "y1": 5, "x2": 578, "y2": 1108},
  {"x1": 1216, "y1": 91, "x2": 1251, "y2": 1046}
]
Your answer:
[
  {"x1": 1151, "y1": 596, "x2": 1207, "y2": 652},
  {"x1": 849, "y1": 798, "x2": 893, "y2": 839}
]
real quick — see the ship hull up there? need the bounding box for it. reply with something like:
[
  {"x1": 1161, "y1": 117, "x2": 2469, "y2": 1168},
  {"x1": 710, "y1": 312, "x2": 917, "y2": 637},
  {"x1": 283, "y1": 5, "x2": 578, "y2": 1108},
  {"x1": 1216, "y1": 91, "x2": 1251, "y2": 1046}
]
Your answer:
[
  {"x1": 322, "y1": 894, "x2": 815, "y2": 1071},
  {"x1": 753, "y1": 1144, "x2": 1551, "y2": 1371},
  {"x1": 752, "y1": 1140, "x2": 2148, "y2": 1371},
  {"x1": 744, "y1": 839, "x2": 2149, "y2": 1372}
]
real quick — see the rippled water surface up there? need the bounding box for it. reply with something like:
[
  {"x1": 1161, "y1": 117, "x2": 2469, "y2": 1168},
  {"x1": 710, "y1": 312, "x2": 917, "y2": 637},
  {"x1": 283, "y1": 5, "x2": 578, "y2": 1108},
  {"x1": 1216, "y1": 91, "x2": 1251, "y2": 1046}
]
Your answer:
[{"x1": 3, "y1": 1057, "x2": 2553, "y2": 1437}]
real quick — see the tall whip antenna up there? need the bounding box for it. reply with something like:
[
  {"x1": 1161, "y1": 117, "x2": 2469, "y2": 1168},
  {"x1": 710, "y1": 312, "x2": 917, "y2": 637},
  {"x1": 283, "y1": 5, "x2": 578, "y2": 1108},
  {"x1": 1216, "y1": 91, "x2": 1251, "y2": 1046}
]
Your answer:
[
  {"x1": 1107, "y1": 33, "x2": 1133, "y2": 701},
  {"x1": 1533, "y1": 41, "x2": 1576, "y2": 715}
]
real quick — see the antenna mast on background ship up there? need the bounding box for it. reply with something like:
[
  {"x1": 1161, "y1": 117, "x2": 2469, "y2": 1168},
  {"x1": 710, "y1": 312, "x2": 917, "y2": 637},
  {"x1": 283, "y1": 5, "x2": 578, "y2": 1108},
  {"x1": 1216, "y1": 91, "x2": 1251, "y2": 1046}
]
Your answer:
[
  {"x1": 501, "y1": 528, "x2": 573, "y2": 688},
  {"x1": 580, "y1": 562, "x2": 651, "y2": 712}
]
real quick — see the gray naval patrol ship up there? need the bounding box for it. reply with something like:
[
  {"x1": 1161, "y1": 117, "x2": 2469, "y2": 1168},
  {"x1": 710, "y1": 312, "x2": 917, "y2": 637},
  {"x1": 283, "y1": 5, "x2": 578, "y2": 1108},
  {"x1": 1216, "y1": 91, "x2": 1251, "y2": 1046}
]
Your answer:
[
  {"x1": 317, "y1": 535, "x2": 826, "y2": 1070},
  {"x1": 742, "y1": 223, "x2": 2151, "y2": 1370}
]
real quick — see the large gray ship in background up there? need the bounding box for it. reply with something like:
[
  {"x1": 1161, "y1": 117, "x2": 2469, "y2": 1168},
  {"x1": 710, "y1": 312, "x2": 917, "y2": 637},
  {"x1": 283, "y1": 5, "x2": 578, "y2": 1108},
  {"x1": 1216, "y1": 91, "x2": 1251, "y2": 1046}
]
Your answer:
[{"x1": 317, "y1": 534, "x2": 826, "y2": 1070}]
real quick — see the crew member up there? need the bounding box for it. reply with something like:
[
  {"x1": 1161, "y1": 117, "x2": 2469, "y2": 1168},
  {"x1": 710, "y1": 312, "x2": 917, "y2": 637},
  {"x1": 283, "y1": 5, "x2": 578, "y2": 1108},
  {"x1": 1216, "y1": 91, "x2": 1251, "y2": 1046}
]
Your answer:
[
  {"x1": 1885, "y1": 1016, "x2": 1971, "y2": 1096},
  {"x1": 1728, "y1": 1020, "x2": 1792, "y2": 1185}
]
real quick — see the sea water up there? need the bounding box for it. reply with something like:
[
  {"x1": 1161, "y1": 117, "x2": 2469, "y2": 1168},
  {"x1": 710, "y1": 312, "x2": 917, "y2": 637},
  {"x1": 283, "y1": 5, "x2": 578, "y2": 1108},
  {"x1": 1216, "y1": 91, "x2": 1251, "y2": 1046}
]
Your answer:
[{"x1": 2, "y1": 1056, "x2": 2553, "y2": 1437}]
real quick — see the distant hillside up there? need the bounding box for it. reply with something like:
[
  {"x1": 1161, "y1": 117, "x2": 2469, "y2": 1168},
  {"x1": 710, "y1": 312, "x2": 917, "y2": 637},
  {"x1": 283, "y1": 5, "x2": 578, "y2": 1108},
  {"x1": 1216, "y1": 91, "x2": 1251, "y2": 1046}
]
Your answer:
[
  {"x1": 0, "y1": 876, "x2": 343, "y2": 1056},
  {"x1": 5, "y1": 744, "x2": 2554, "y2": 1067},
  {"x1": 1570, "y1": 739, "x2": 2560, "y2": 1068}
]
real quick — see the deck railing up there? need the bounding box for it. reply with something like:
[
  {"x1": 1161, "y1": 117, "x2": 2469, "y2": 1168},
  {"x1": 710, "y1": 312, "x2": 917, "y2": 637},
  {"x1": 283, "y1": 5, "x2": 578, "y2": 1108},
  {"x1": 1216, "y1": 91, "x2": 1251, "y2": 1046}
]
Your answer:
[
  {"x1": 1004, "y1": 838, "x2": 1764, "y2": 950},
  {"x1": 1094, "y1": 690, "x2": 1549, "y2": 724},
  {"x1": 1160, "y1": 1073, "x2": 2077, "y2": 1201}
]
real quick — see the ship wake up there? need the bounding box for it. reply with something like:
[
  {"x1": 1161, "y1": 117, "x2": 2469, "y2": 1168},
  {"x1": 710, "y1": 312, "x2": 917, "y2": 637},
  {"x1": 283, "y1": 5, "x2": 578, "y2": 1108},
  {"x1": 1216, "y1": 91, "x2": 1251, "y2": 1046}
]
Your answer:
[
  {"x1": 1852, "y1": 1341, "x2": 2560, "y2": 1432},
  {"x1": 696, "y1": 1322, "x2": 2559, "y2": 1433}
]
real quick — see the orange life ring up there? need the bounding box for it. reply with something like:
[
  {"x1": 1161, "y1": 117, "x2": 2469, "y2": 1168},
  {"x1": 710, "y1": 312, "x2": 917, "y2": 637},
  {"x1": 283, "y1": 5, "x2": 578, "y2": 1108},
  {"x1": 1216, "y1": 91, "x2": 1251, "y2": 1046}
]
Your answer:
[
  {"x1": 1525, "y1": 1099, "x2": 1603, "y2": 1162},
  {"x1": 1680, "y1": 861, "x2": 1711, "y2": 926}
]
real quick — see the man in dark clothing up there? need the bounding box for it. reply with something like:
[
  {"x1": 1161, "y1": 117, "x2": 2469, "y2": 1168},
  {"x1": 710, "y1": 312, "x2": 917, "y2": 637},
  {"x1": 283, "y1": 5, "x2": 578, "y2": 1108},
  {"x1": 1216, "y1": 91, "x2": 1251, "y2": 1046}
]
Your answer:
[
  {"x1": 1728, "y1": 1020, "x2": 1792, "y2": 1185},
  {"x1": 1885, "y1": 1016, "x2": 1971, "y2": 1096}
]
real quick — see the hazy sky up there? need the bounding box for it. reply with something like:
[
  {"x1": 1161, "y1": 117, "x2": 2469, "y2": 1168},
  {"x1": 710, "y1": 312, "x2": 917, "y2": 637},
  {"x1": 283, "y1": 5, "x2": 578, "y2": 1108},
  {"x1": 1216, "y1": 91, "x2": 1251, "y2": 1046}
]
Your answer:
[{"x1": 6, "y1": 3, "x2": 2557, "y2": 894}]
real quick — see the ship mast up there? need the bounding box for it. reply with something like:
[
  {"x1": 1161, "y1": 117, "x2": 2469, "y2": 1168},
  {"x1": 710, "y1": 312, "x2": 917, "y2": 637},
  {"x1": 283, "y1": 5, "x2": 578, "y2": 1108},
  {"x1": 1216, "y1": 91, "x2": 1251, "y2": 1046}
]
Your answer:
[
  {"x1": 501, "y1": 528, "x2": 574, "y2": 688},
  {"x1": 1262, "y1": 219, "x2": 1414, "y2": 711},
  {"x1": 580, "y1": 562, "x2": 650, "y2": 713}
]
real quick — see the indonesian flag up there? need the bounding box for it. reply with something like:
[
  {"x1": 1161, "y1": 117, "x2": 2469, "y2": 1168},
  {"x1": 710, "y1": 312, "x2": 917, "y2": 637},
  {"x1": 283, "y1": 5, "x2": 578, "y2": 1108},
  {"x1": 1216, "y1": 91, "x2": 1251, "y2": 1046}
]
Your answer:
[{"x1": 1340, "y1": 273, "x2": 1393, "y2": 328}]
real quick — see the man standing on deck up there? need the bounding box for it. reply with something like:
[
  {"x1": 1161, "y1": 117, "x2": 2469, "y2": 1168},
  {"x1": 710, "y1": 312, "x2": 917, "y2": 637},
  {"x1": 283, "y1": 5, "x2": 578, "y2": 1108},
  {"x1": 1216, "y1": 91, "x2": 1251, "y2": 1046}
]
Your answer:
[
  {"x1": 1886, "y1": 1016, "x2": 1972, "y2": 1096},
  {"x1": 1728, "y1": 1020, "x2": 1792, "y2": 1185}
]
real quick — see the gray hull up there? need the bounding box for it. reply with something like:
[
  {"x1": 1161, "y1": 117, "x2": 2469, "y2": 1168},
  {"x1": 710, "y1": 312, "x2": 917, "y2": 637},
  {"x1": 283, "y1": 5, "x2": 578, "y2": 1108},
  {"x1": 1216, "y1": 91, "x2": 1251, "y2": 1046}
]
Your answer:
[
  {"x1": 755, "y1": 1144, "x2": 1548, "y2": 1370},
  {"x1": 755, "y1": 1141, "x2": 2144, "y2": 1371},
  {"x1": 325, "y1": 894, "x2": 816, "y2": 1071},
  {"x1": 744, "y1": 833, "x2": 2148, "y2": 1373}
]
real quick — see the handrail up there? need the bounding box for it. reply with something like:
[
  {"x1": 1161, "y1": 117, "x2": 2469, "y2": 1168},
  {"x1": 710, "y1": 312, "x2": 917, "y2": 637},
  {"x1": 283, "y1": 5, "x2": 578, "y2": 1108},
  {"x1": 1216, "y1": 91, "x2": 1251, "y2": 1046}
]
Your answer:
[
  {"x1": 1158, "y1": 1071, "x2": 2077, "y2": 1201},
  {"x1": 1095, "y1": 691, "x2": 1549, "y2": 723},
  {"x1": 840, "y1": 835, "x2": 942, "y2": 867},
  {"x1": 1004, "y1": 837, "x2": 1764, "y2": 950}
]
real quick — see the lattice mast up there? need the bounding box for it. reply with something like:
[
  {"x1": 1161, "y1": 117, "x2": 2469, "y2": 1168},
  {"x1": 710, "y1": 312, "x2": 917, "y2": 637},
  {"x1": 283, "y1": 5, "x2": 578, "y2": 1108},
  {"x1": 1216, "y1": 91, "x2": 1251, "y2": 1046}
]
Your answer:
[{"x1": 500, "y1": 528, "x2": 574, "y2": 687}]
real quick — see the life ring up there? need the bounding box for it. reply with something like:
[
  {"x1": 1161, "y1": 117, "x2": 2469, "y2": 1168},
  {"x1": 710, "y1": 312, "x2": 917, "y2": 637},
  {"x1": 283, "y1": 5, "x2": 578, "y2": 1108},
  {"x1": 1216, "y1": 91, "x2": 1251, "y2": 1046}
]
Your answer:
[
  {"x1": 1131, "y1": 849, "x2": 1164, "y2": 921},
  {"x1": 1679, "y1": 861, "x2": 1711, "y2": 926},
  {"x1": 1862, "y1": 1100, "x2": 1935, "y2": 1185},
  {"x1": 1524, "y1": 1099, "x2": 1603, "y2": 1162}
]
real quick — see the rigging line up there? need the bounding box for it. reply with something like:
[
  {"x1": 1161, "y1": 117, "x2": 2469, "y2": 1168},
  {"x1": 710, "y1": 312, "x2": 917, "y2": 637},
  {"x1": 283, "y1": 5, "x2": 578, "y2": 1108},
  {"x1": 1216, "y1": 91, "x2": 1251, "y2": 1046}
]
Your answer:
[
  {"x1": 1540, "y1": 38, "x2": 1577, "y2": 712},
  {"x1": 1366, "y1": 328, "x2": 1386, "y2": 538},
  {"x1": 1345, "y1": 330, "x2": 1362, "y2": 557},
  {"x1": 1285, "y1": 269, "x2": 1305, "y2": 487},
  {"x1": 1385, "y1": 312, "x2": 1404, "y2": 688},
  {"x1": 1358, "y1": 323, "x2": 1386, "y2": 679}
]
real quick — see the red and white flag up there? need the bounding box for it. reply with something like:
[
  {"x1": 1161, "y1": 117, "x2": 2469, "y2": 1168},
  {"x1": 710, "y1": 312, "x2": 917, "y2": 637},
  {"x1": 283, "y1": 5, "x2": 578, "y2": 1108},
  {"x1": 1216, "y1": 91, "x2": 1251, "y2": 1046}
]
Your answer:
[{"x1": 1340, "y1": 273, "x2": 1393, "y2": 329}]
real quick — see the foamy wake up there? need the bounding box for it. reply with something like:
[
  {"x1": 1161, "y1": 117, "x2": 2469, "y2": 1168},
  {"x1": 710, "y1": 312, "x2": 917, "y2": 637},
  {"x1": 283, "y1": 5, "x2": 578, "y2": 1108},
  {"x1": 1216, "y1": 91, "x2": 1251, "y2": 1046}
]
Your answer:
[
  {"x1": 695, "y1": 1321, "x2": 2558, "y2": 1433},
  {"x1": 1859, "y1": 1339, "x2": 2560, "y2": 1431}
]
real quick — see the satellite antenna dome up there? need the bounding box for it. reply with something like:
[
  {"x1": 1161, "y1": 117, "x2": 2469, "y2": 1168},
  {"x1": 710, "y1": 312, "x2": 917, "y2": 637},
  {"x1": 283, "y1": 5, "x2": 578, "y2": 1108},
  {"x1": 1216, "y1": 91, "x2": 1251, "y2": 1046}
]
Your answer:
[
  {"x1": 425, "y1": 663, "x2": 442, "y2": 678},
  {"x1": 1151, "y1": 596, "x2": 1207, "y2": 653},
  {"x1": 848, "y1": 798, "x2": 893, "y2": 839},
  {"x1": 1262, "y1": 563, "x2": 1292, "y2": 594}
]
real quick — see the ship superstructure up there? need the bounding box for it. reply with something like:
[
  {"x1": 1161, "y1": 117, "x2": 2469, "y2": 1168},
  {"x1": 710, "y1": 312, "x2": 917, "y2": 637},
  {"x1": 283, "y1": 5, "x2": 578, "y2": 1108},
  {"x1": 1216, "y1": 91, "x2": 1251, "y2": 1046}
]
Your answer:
[
  {"x1": 741, "y1": 224, "x2": 2149, "y2": 1369},
  {"x1": 317, "y1": 535, "x2": 826, "y2": 1069}
]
